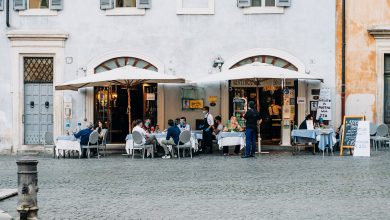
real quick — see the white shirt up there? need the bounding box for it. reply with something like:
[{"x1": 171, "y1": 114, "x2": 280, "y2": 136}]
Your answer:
[
  {"x1": 205, "y1": 113, "x2": 214, "y2": 126},
  {"x1": 178, "y1": 124, "x2": 191, "y2": 132}
]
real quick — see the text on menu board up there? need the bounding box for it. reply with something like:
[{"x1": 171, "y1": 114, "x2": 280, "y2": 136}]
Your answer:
[{"x1": 341, "y1": 116, "x2": 365, "y2": 147}]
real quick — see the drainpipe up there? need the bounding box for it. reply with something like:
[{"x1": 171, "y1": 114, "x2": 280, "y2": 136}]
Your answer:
[
  {"x1": 341, "y1": 0, "x2": 346, "y2": 119},
  {"x1": 6, "y1": 0, "x2": 10, "y2": 27}
]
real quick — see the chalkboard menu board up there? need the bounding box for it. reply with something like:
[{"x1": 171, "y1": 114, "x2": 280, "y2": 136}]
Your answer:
[{"x1": 341, "y1": 116, "x2": 365, "y2": 148}]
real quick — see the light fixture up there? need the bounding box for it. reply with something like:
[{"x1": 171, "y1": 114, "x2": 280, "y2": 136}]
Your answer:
[
  {"x1": 213, "y1": 56, "x2": 224, "y2": 71},
  {"x1": 96, "y1": 89, "x2": 108, "y2": 107}
]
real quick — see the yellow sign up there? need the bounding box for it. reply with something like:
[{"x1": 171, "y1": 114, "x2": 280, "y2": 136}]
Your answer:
[
  {"x1": 208, "y1": 96, "x2": 217, "y2": 103},
  {"x1": 190, "y1": 100, "x2": 204, "y2": 109}
]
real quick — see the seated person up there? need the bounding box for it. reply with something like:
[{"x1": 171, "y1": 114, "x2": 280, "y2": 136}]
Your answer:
[
  {"x1": 133, "y1": 119, "x2": 156, "y2": 145},
  {"x1": 160, "y1": 119, "x2": 181, "y2": 159},
  {"x1": 222, "y1": 116, "x2": 243, "y2": 156},
  {"x1": 142, "y1": 118, "x2": 154, "y2": 133},
  {"x1": 299, "y1": 114, "x2": 314, "y2": 129},
  {"x1": 95, "y1": 120, "x2": 106, "y2": 143},
  {"x1": 178, "y1": 116, "x2": 191, "y2": 132},
  {"x1": 213, "y1": 115, "x2": 224, "y2": 136},
  {"x1": 74, "y1": 122, "x2": 94, "y2": 157}
]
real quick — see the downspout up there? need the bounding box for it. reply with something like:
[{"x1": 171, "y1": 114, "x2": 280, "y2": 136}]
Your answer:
[
  {"x1": 6, "y1": 0, "x2": 10, "y2": 27},
  {"x1": 341, "y1": 0, "x2": 346, "y2": 119}
]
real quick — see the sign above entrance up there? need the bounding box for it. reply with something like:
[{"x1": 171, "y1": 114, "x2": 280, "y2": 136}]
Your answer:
[{"x1": 231, "y1": 79, "x2": 294, "y2": 87}]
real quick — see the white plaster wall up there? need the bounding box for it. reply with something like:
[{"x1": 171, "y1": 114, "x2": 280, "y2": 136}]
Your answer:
[{"x1": 0, "y1": 0, "x2": 336, "y2": 150}]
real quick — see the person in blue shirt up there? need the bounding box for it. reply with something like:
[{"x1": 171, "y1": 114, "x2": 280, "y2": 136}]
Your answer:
[
  {"x1": 161, "y1": 119, "x2": 181, "y2": 159},
  {"x1": 74, "y1": 122, "x2": 94, "y2": 157}
]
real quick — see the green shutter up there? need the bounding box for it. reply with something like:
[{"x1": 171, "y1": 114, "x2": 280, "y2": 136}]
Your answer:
[
  {"x1": 100, "y1": 0, "x2": 114, "y2": 10},
  {"x1": 51, "y1": 0, "x2": 63, "y2": 10},
  {"x1": 137, "y1": 0, "x2": 151, "y2": 9},
  {"x1": 237, "y1": 0, "x2": 251, "y2": 8},
  {"x1": 275, "y1": 0, "x2": 291, "y2": 7}
]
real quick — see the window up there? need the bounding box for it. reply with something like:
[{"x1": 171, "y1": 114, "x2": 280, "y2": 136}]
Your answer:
[
  {"x1": 384, "y1": 54, "x2": 390, "y2": 124},
  {"x1": 16, "y1": 0, "x2": 62, "y2": 15},
  {"x1": 102, "y1": 0, "x2": 150, "y2": 16},
  {"x1": 251, "y1": 0, "x2": 276, "y2": 7},
  {"x1": 29, "y1": 0, "x2": 49, "y2": 9},
  {"x1": 115, "y1": 0, "x2": 136, "y2": 8}
]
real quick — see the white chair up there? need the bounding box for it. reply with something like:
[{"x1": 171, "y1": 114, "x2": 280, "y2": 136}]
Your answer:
[
  {"x1": 372, "y1": 124, "x2": 390, "y2": 151},
  {"x1": 369, "y1": 123, "x2": 377, "y2": 150},
  {"x1": 43, "y1": 131, "x2": 55, "y2": 158},
  {"x1": 176, "y1": 130, "x2": 193, "y2": 159},
  {"x1": 99, "y1": 129, "x2": 108, "y2": 157},
  {"x1": 132, "y1": 131, "x2": 154, "y2": 159},
  {"x1": 81, "y1": 131, "x2": 100, "y2": 159}
]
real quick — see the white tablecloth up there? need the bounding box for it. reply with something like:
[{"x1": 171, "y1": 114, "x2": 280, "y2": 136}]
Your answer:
[
  {"x1": 55, "y1": 136, "x2": 81, "y2": 157},
  {"x1": 125, "y1": 132, "x2": 199, "y2": 155},
  {"x1": 217, "y1": 132, "x2": 246, "y2": 150}
]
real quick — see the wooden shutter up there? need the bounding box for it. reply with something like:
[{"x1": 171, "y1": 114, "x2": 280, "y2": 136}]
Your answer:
[
  {"x1": 51, "y1": 0, "x2": 63, "y2": 10},
  {"x1": 137, "y1": 0, "x2": 151, "y2": 9},
  {"x1": 237, "y1": 0, "x2": 251, "y2": 8},
  {"x1": 0, "y1": 0, "x2": 3, "y2": 11},
  {"x1": 100, "y1": 0, "x2": 114, "y2": 10},
  {"x1": 14, "y1": 0, "x2": 27, "y2": 11},
  {"x1": 275, "y1": 0, "x2": 291, "y2": 7}
]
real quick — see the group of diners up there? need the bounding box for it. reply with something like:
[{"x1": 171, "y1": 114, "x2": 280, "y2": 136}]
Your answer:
[{"x1": 71, "y1": 101, "x2": 261, "y2": 159}]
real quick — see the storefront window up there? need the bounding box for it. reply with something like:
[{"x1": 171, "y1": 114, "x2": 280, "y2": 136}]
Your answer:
[{"x1": 384, "y1": 54, "x2": 390, "y2": 124}]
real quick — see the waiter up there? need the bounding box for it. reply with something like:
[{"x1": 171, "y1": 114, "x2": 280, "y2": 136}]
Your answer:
[
  {"x1": 243, "y1": 101, "x2": 261, "y2": 158},
  {"x1": 202, "y1": 106, "x2": 214, "y2": 154}
]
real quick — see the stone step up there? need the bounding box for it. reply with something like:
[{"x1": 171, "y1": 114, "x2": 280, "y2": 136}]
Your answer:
[{"x1": 0, "y1": 210, "x2": 12, "y2": 220}]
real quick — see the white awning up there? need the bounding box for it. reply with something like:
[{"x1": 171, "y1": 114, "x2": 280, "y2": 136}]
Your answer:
[{"x1": 192, "y1": 62, "x2": 323, "y2": 83}]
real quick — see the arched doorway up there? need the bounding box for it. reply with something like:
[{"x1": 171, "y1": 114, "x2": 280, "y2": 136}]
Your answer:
[
  {"x1": 94, "y1": 57, "x2": 158, "y2": 143},
  {"x1": 228, "y1": 55, "x2": 299, "y2": 145}
]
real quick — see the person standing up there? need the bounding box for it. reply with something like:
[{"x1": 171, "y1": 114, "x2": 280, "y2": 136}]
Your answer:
[
  {"x1": 202, "y1": 106, "x2": 214, "y2": 154},
  {"x1": 243, "y1": 101, "x2": 261, "y2": 158}
]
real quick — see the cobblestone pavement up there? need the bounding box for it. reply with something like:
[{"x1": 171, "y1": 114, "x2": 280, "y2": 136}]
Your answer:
[{"x1": 1, "y1": 151, "x2": 390, "y2": 219}]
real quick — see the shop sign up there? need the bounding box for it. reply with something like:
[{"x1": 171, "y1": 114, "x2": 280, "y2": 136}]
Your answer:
[
  {"x1": 208, "y1": 96, "x2": 217, "y2": 106},
  {"x1": 297, "y1": 97, "x2": 306, "y2": 105},
  {"x1": 146, "y1": 93, "x2": 155, "y2": 101},
  {"x1": 282, "y1": 105, "x2": 290, "y2": 119},
  {"x1": 316, "y1": 88, "x2": 332, "y2": 120},
  {"x1": 231, "y1": 79, "x2": 294, "y2": 87},
  {"x1": 189, "y1": 100, "x2": 204, "y2": 109}
]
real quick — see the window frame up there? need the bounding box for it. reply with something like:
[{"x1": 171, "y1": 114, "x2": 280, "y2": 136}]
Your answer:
[
  {"x1": 105, "y1": 0, "x2": 146, "y2": 16},
  {"x1": 176, "y1": 0, "x2": 215, "y2": 15},
  {"x1": 242, "y1": 0, "x2": 284, "y2": 14},
  {"x1": 19, "y1": 0, "x2": 58, "y2": 16}
]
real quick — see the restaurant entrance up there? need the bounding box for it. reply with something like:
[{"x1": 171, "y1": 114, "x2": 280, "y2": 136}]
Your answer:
[
  {"x1": 229, "y1": 79, "x2": 297, "y2": 145},
  {"x1": 94, "y1": 84, "x2": 157, "y2": 143}
]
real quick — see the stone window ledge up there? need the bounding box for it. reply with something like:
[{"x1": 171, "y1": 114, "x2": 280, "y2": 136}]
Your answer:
[{"x1": 243, "y1": 7, "x2": 284, "y2": 14}]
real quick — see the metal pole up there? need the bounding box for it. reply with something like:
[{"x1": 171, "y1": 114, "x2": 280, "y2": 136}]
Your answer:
[
  {"x1": 16, "y1": 158, "x2": 39, "y2": 220},
  {"x1": 256, "y1": 79, "x2": 268, "y2": 154},
  {"x1": 127, "y1": 86, "x2": 132, "y2": 134}
]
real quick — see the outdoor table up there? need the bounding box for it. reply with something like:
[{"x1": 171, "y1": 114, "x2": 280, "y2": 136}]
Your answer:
[
  {"x1": 291, "y1": 129, "x2": 336, "y2": 155},
  {"x1": 217, "y1": 132, "x2": 246, "y2": 150},
  {"x1": 55, "y1": 135, "x2": 81, "y2": 158},
  {"x1": 125, "y1": 131, "x2": 199, "y2": 155}
]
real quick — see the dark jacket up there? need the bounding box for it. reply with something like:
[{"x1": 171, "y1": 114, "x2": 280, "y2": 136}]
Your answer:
[
  {"x1": 299, "y1": 120, "x2": 308, "y2": 129},
  {"x1": 166, "y1": 126, "x2": 181, "y2": 145},
  {"x1": 74, "y1": 128, "x2": 93, "y2": 145},
  {"x1": 244, "y1": 108, "x2": 261, "y2": 130}
]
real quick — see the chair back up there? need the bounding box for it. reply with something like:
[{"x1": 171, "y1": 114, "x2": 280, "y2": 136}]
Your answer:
[
  {"x1": 89, "y1": 131, "x2": 99, "y2": 144},
  {"x1": 376, "y1": 124, "x2": 389, "y2": 137},
  {"x1": 44, "y1": 131, "x2": 54, "y2": 145},
  {"x1": 369, "y1": 123, "x2": 377, "y2": 136},
  {"x1": 179, "y1": 130, "x2": 191, "y2": 144},
  {"x1": 132, "y1": 131, "x2": 144, "y2": 145},
  {"x1": 102, "y1": 129, "x2": 108, "y2": 141}
]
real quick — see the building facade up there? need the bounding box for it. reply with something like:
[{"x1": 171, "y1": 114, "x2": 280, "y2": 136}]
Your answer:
[
  {"x1": 0, "y1": 0, "x2": 336, "y2": 153},
  {"x1": 336, "y1": 0, "x2": 390, "y2": 125}
]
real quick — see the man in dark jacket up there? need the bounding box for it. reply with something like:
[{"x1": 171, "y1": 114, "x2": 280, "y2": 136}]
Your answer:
[
  {"x1": 243, "y1": 101, "x2": 262, "y2": 158},
  {"x1": 74, "y1": 122, "x2": 94, "y2": 157},
  {"x1": 161, "y1": 119, "x2": 181, "y2": 159},
  {"x1": 299, "y1": 114, "x2": 313, "y2": 129}
]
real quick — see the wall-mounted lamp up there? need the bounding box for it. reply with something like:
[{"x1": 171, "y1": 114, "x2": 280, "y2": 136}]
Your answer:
[{"x1": 213, "y1": 56, "x2": 224, "y2": 71}]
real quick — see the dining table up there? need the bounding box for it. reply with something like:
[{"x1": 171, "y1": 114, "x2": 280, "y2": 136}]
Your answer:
[
  {"x1": 291, "y1": 128, "x2": 336, "y2": 155},
  {"x1": 217, "y1": 132, "x2": 246, "y2": 150},
  {"x1": 55, "y1": 135, "x2": 81, "y2": 158}
]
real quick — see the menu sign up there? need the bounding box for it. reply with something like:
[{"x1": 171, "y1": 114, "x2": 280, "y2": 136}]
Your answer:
[
  {"x1": 316, "y1": 88, "x2": 332, "y2": 120},
  {"x1": 354, "y1": 121, "x2": 370, "y2": 157},
  {"x1": 341, "y1": 116, "x2": 365, "y2": 150}
]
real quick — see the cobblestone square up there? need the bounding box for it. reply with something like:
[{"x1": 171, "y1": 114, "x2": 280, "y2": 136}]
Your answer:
[{"x1": 1, "y1": 151, "x2": 390, "y2": 219}]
